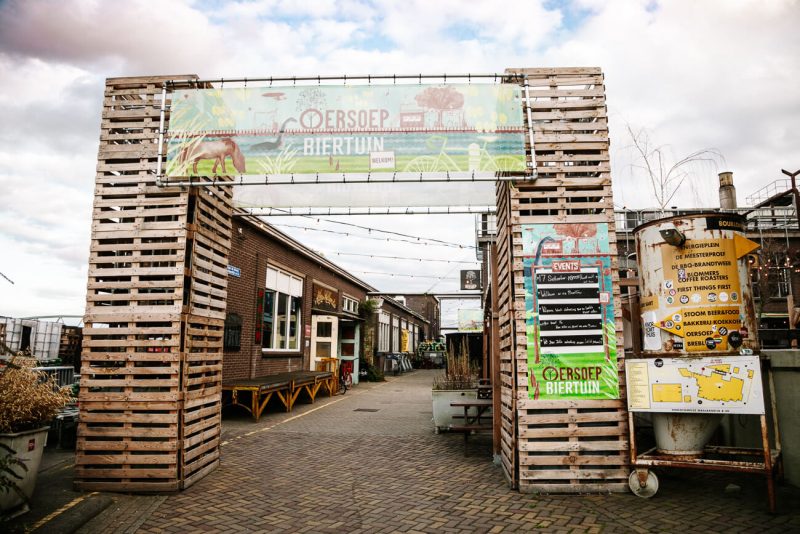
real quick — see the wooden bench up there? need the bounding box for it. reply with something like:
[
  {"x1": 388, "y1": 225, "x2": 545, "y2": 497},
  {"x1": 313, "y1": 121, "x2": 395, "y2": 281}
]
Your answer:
[
  {"x1": 449, "y1": 399, "x2": 493, "y2": 455},
  {"x1": 222, "y1": 370, "x2": 334, "y2": 422}
]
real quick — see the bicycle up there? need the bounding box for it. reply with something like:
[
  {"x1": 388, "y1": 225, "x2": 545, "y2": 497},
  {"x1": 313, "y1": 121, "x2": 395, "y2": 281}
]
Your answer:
[
  {"x1": 338, "y1": 359, "x2": 353, "y2": 394},
  {"x1": 403, "y1": 135, "x2": 524, "y2": 174}
]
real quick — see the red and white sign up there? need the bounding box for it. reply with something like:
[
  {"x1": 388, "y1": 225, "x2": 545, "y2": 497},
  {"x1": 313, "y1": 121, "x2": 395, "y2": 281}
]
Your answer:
[
  {"x1": 599, "y1": 292, "x2": 611, "y2": 304},
  {"x1": 552, "y1": 260, "x2": 580, "y2": 272},
  {"x1": 542, "y1": 241, "x2": 563, "y2": 255}
]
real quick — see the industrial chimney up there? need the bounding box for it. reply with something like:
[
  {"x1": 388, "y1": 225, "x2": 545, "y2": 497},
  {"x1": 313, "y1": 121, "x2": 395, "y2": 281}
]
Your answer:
[{"x1": 718, "y1": 171, "x2": 737, "y2": 209}]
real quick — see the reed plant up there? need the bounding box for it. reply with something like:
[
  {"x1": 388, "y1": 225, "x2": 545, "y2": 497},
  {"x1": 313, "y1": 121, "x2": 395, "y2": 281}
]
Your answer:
[
  {"x1": 432, "y1": 339, "x2": 478, "y2": 390},
  {"x1": 0, "y1": 355, "x2": 73, "y2": 434}
]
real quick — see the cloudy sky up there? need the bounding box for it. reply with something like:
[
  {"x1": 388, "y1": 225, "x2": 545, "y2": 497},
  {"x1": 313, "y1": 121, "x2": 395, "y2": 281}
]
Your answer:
[{"x1": 0, "y1": 0, "x2": 797, "y2": 323}]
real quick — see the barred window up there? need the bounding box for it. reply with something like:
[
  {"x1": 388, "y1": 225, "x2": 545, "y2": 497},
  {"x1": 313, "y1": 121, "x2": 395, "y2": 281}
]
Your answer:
[{"x1": 224, "y1": 313, "x2": 242, "y2": 350}]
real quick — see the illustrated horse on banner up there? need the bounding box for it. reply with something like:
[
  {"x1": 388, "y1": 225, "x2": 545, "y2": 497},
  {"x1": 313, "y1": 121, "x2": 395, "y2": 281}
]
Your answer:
[{"x1": 179, "y1": 137, "x2": 246, "y2": 175}]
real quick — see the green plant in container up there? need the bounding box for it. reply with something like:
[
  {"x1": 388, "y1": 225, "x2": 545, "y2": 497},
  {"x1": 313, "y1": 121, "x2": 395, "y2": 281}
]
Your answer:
[
  {"x1": 1, "y1": 355, "x2": 73, "y2": 518},
  {"x1": 431, "y1": 340, "x2": 479, "y2": 433}
]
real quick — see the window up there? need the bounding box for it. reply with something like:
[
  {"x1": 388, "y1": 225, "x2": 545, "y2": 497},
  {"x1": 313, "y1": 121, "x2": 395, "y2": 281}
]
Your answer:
[
  {"x1": 392, "y1": 316, "x2": 399, "y2": 353},
  {"x1": 262, "y1": 267, "x2": 303, "y2": 352},
  {"x1": 343, "y1": 295, "x2": 359, "y2": 315},
  {"x1": 378, "y1": 311, "x2": 390, "y2": 352},
  {"x1": 224, "y1": 313, "x2": 242, "y2": 350}
]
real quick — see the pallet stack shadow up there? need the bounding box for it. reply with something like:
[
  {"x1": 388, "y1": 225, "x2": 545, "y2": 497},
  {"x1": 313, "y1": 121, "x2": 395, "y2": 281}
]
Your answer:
[
  {"x1": 495, "y1": 67, "x2": 628, "y2": 492},
  {"x1": 76, "y1": 76, "x2": 232, "y2": 491}
]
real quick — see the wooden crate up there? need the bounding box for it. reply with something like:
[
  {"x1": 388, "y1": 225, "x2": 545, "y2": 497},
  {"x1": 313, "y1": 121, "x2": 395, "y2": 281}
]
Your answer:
[
  {"x1": 496, "y1": 67, "x2": 628, "y2": 493},
  {"x1": 77, "y1": 75, "x2": 230, "y2": 492}
]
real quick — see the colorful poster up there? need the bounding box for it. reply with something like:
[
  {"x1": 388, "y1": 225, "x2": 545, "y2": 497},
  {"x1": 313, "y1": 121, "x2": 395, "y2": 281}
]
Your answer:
[
  {"x1": 166, "y1": 84, "x2": 525, "y2": 176},
  {"x1": 625, "y1": 356, "x2": 764, "y2": 414},
  {"x1": 457, "y1": 309, "x2": 483, "y2": 332},
  {"x1": 522, "y1": 223, "x2": 619, "y2": 400}
]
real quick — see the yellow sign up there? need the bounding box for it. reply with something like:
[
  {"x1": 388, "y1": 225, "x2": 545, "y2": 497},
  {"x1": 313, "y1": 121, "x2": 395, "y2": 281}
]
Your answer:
[
  {"x1": 660, "y1": 238, "x2": 741, "y2": 309},
  {"x1": 655, "y1": 306, "x2": 742, "y2": 352},
  {"x1": 400, "y1": 329, "x2": 409, "y2": 352},
  {"x1": 733, "y1": 234, "x2": 761, "y2": 258}
]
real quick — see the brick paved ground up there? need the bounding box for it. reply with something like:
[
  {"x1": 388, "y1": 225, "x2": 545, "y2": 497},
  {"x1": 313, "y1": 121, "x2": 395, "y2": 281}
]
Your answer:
[
  {"x1": 119, "y1": 370, "x2": 800, "y2": 534},
  {"x1": 9, "y1": 369, "x2": 797, "y2": 533}
]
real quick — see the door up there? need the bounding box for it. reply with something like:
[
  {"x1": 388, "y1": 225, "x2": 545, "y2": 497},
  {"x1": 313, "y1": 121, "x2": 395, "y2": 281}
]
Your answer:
[
  {"x1": 311, "y1": 315, "x2": 338, "y2": 371},
  {"x1": 339, "y1": 322, "x2": 360, "y2": 384}
]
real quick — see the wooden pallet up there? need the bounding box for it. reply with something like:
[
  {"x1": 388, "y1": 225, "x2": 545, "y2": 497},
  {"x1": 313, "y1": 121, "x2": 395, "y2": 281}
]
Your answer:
[
  {"x1": 495, "y1": 67, "x2": 628, "y2": 493},
  {"x1": 77, "y1": 75, "x2": 230, "y2": 492}
]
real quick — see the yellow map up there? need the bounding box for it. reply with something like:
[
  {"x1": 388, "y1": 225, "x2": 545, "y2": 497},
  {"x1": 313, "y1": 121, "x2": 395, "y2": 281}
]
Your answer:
[
  {"x1": 678, "y1": 364, "x2": 744, "y2": 402},
  {"x1": 652, "y1": 383, "x2": 682, "y2": 402}
]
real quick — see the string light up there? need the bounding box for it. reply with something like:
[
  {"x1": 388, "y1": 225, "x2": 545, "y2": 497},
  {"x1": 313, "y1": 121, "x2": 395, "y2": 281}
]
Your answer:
[
  {"x1": 333, "y1": 251, "x2": 477, "y2": 264},
  {"x1": 264, "y1": 207, "x2": 473, "y2": 248},
  {"x1": 271, "y1": 223, "x2": 476, "y2": 249},
  {"x1": 350, "y1": 269, "x2": 459, "y2": 280}
]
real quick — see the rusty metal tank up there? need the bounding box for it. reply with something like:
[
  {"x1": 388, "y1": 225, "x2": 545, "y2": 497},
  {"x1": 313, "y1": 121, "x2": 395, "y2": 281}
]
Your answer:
[{"x1": 634, "y1": 212, "x2": 760, "y2": 356}]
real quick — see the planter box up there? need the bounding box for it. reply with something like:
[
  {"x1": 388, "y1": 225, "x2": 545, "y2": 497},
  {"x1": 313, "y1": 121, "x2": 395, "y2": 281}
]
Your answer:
[
  {"x1": 1, "y1": 427, "x2": 49, "y2": 518},
  {"x1": 432, "y1": 389, "x2": 477, "y2": 433}
]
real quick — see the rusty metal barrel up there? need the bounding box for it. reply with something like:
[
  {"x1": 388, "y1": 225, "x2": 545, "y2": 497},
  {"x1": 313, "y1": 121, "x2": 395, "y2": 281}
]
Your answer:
[
  {"x1": 634, "y1": 212, "x2": 760, "y2": 356},
  {"x1": 634, "y1": 212, "x2": 761, "y2": 456}
]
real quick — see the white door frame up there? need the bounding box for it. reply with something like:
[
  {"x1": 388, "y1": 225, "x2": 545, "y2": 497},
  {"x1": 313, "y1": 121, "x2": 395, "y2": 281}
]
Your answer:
[{"x1": 311, "y1": 314, "x2": 338, "y2": 371}]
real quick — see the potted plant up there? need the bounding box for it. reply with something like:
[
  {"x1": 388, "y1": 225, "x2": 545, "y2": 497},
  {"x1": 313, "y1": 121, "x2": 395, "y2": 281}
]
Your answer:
[
  {"x1": 0, "y1": 355, "x2": 73, "y2": 518},
  {"x1": 431, "y1": 340, "x2": 479, "y2": 433}
]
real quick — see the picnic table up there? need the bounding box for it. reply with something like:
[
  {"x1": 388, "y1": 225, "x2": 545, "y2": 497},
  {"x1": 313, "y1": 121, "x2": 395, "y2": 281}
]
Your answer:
[
  {"x1": 222, "y1": 370, "x2": 335, "y2": 422},
  {"x1": 448, "y1": 398, "x2": 493, "y2": 455}
]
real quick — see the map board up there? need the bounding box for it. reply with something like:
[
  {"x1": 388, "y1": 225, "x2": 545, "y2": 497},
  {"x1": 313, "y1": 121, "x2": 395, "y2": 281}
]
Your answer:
[
  {"x1": 625, "y1": 356, "x2": 765, "y2": 414},
  {"x1": 522, "y1": 223, "x2": 619, "y2": 400}
]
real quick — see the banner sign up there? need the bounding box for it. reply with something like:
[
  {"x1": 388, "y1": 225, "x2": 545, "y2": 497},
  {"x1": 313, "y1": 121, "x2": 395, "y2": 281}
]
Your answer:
[
  {"x1": 312, "y1": 284, "x2": 338, "y2": 313},
  {"x1": 166, "y1": 84, "x2": 525, "y2": 176},
  {"x1": 457, "y1": 309, "x2": 483, "y2": 332},
  {"x1": 522, "y1": 223, "x2": 619, "y2": 400},
  {"x1": 625, "y1": 356, "x2": 764, "y2": 414},
  {"x1": 460, "y1": 269, "x2": 481, "y2": 290}
]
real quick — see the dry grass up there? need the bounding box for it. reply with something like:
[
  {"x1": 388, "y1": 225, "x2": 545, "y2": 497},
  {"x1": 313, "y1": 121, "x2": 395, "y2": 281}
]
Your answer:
[
  {"x1": 432, "y1": 339, "x2": 478, "y2": 390},
  {"x1": 0, "y1": 355, "x2": 73, "y2": 434}
]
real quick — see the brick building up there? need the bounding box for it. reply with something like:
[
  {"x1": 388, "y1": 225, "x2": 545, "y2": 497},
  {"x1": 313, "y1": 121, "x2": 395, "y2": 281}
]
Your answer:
[
  {"x1": 223, "y1": 217, "x2": 430, "y2": 383},
  {"x1": 365, "y1": 294, "x2": 429, "y2": 372},
  {"x1": 223, "y1": 217, "x2": 375, "y2": 381},
  {"x1": 371, "y1": 293, "x2": 440, "y2": 341}
]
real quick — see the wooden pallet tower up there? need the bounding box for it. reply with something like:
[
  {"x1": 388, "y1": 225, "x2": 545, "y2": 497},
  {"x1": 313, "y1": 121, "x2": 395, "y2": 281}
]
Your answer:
[
  {"x1": 495, "y1": 67, "x2": 628, "y2": 493},
  {"x1": 76, "y1": 75, "x2": 231, "y2": 491}
]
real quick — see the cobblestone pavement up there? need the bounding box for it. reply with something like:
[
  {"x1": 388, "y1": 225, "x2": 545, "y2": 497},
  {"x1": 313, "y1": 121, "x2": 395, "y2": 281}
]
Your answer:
[
  {"x1": 10, "y1": 370, "x2": 799, "y2": 533},
  {"x1": 119, "y1": 370, "x2": 800, "y2": 534}
]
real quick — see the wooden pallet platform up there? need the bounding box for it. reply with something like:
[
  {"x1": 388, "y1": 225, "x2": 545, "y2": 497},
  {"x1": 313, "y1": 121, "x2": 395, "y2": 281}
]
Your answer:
[
  {"x1": 495, "y1": 67, "x2": 628, "y2": 493},
  {"x1": 77, "y1": 75, "x2": 230, "y2": 493}
]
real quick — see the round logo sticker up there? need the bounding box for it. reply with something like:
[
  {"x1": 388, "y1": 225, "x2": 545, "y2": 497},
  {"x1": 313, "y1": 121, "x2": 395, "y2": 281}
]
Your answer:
[
  {"x1": 691, "y1": 293, "x2": 702, "y2": 303},
  {"x1": 665, "y1": 321, "x2": 674, "y2": 329},
  {"x1": 669, "y1": 289, "x2": 677, "y2": 296},
  {"x1": 665, "y1": 280, "x2": 674, "y2": 289},
  {"x1": 680, "y1": 295, "x2": 689, "y2": 304},
  {"x1": 666, "y1": 296, "x2": 674, "y2": 305},
  {"x1": 731, "y1": 292, "x2": 739, "y2": 302},
  {"x1": 673, "y1": 314, "x2": 682, "y2": 322},
  {"x1": 720, "y1": 292, "x2": 729, "y2": 302},
  {"x1": 705, "y1": 337, "x2": 717, "y2": 350},
  {"x1": 719, "y1": 327, "x2": 729, "y2": 336},
  {"x1": 728, "y1": 331, "x2": 743, "y2": 349},
  {"x1": 708, "y1": 292, "x2": 717, "y2": 303}
]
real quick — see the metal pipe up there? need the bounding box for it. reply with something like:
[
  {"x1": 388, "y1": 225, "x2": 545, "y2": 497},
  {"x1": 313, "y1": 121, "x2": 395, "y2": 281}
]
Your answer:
[
  {"x1": 164, "y1": 73, "x2": 526, "y2": 87},
  {"x1": 155, "y1": 82, "x2": 168, "y2": 186},
  {"x1": 782, "y1": 168, "x2": 800, "y2": 231},
  {"x1": 160, "y1": 172, "x2": 530, "y2": 188},
  {"x1": 523, "y1": 76, "x2": 537, "y2": 172},
  {"x1": 238, "y1": 206, "x2": 497, "y2": 216}
]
